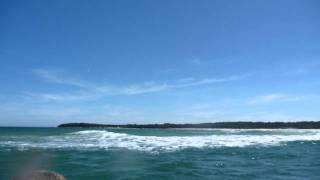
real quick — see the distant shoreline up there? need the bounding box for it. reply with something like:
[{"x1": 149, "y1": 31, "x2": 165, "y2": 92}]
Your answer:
[{"x1": 57, "y1": 121, "x2": 320, "y2": 129}]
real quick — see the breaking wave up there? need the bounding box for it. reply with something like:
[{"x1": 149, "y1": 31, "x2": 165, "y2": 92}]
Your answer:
[{"x1": 1, "y1": 129, "x2": 320, "y2": 152}]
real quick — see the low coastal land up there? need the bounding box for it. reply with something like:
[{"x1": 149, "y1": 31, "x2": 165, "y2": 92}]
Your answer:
[{"x1": 58, "y1": 121, "x2": 320, "y2": 129}]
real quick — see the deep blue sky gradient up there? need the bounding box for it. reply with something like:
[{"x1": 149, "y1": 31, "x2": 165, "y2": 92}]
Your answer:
[{"x1": 1, "y1": 0, "x2": 320, "y2": 126}]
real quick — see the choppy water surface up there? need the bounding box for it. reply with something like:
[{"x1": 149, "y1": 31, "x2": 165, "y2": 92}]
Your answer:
[{"x1": 0, "y1": 127, "x2": 319, "y2": 179}]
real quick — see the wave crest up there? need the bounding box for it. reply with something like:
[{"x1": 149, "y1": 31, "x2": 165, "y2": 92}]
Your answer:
[{"x1": 2, "y1": 129, "x2": 320, "y2": 152}]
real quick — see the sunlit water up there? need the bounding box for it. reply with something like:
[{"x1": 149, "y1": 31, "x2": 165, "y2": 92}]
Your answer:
[{"x1": 0, "y1": 127, "x2": 319, "y2": 179}]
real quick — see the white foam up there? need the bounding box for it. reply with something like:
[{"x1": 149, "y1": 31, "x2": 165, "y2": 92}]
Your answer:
[{"x1": 1, "y1": 129, "x2": 320, "y2": 152}]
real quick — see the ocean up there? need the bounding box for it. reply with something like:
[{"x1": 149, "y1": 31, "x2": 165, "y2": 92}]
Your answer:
[{"x1": 0, "y1": 127, "x2": 319, "y2": 179}]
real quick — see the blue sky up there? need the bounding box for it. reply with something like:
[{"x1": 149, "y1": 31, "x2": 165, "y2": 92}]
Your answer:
[{"x1": 1, "y1": 0, "x2": 320, "y2": 126}]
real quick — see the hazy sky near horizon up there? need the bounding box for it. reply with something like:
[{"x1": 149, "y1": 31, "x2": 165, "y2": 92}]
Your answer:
[{"x1": 1, "y1": 0, "x2": 320, "y2": 126}]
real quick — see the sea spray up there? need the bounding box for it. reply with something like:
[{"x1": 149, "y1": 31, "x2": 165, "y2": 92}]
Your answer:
[{"x1": 1, "y1": 129, "x2": 320, "y2": 153}]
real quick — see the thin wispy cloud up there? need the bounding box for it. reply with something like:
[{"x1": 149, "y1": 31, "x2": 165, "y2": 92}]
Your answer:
[
  {"x1": 159, "y1": 68, "x2": 177, "y2": 74},
  {"x1": 30, "y1": 68, "x2": 247, "y2": 102},
  {"x1": 189, "y1": 58, "x2": 203, "y2": 65},
  {"x1": 177, "y1": 77, "x2": 195, "y2": 83},
  {"x1": 33, "y1": 69, "x2": 93, "y2": 89},
  {"x1": 271, "y1": 61, "x2": 320, "y2": 76},
  {"x1": 294, "y1": 62, "x2": 320, "y2": 75},
  {"x1": 178, "y1": 105, "x2": 227, "y2": 121},
  {"x1": 27, "y1": 107, "x2": 88, "y2": 117},
  {"x1": 24, "y1": 92, "x2": 100, "y2": 102},
  {"x1": 247, "y1": 93, "x2": 305, "y2": 105},
  {"x1": 227, "y1": 112, "x2": 319, "y2": 122},
  {"x1": 174, "y1": 75, "x2": 246, "y2": 88}
]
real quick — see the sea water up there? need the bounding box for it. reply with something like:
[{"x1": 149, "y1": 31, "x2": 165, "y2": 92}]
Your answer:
[{"x1": 0, "y1": 127, "x2": 319, "y2": 179}]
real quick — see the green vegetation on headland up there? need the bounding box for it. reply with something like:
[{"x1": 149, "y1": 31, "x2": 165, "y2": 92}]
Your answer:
[{"x1": 58, "y1": 121, "x2": 320, "y2": 129}]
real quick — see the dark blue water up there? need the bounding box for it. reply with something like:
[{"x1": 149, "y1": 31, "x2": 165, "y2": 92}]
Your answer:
[{"x1": 0, "y1": 128, "x2": 319, "y2": 179}]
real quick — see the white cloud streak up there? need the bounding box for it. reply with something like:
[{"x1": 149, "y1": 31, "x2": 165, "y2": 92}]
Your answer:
[
  {"x1": 189, "y1": 58, "x2": 203, "y2": 65},
  {"x1": 33, "y1": 69, "x2": 92, "y2": 88},
  {"x1": 247, "y1": 93, "x2": 305, "y2": 104},
  {"x1": 226, "y1": 112, "x2": 319, "y2": 122},
  {"x1": 30, "y1": 68, "x2": 247, "y2": 102},
  {"x1": 24, "y1": 92, "x2": 100, "y2": 102}
]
